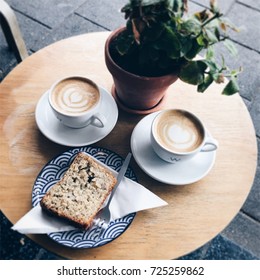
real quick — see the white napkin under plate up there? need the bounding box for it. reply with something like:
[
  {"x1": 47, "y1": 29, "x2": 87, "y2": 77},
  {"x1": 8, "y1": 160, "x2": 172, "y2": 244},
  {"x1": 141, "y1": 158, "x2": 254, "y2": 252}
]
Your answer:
[{"x1": 12, "y1": 154, "x2": 168, "y2": 234}]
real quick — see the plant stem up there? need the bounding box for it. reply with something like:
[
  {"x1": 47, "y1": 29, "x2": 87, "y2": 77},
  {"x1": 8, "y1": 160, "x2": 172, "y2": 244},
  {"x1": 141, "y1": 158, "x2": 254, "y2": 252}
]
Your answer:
[{"x1": 201, "y1": 12, "x2": 223, "y2": 27}]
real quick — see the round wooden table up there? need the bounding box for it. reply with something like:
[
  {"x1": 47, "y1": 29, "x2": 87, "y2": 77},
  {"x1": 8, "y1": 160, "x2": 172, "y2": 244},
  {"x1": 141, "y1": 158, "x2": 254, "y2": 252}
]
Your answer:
[{"x1": 0, "y1": 32, "x2": 257, "y2": 260}]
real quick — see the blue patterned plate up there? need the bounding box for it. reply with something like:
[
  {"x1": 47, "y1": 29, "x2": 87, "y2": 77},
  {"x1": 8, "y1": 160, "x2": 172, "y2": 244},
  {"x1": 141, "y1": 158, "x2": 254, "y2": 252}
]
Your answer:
[{"x1": 32, "y1": 146, "x2": 136, "y2": 248}]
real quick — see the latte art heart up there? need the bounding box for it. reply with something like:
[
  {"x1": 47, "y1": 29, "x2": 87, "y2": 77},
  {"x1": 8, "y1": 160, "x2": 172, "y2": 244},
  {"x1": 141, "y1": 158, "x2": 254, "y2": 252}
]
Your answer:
[
  {"x1": 163, "y1": 123, "x2": 198, "y2": 151},
  {"x1": 70, "y1": 91, "x2": 83, "y2": 103},
  {"x1": 51, "y1": 77, "x2": 99, "y2": 115},
  {"x1": 60, "y1": 88, "x2": 89, "y2": 112},
  {"x1": 154, "y1": 110, "x2": 204, "y2": 153}
]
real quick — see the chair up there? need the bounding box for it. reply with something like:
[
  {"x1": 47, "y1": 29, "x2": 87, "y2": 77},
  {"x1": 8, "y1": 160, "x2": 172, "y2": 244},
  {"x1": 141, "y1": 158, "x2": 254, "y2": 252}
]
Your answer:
[{"x1": 0, "y1": 0, "x2": 28, "y2": 62}]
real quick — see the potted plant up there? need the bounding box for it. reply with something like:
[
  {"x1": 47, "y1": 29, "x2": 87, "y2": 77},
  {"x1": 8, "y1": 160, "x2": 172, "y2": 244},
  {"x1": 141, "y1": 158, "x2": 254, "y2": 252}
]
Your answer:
[{"x1": 105, "y1": 0, "x2": 241, "y2": 113}]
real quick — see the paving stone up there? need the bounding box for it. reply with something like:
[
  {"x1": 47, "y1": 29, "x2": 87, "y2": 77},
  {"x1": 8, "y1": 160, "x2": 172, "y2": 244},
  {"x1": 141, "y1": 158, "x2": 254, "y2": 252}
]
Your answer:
[
  {"x1": 0, "y1": 30, "x2": 17, "y2": 81},
  {"x1": 242, "y1": 97, "x2": 252, "y2": 111},
  {"x1": 6, "y1": 0, "x2": 87, "y2": 29},
  {"x1": 75, "y1": 0, "x2": 126, "y2": 31},
  {"x1": 191, "y1": 0, "x2": 236, "y2": 14},
  {"x1": 233, "y1": 45, "x2": 260, "y2": 102},
  {"x1": 249, "y1": 91, "x2": 260, "y2": 138},
  {"x1": 256, "y1": 136, "x2": 260, "y2": 168},
  {"x1": 227, "y1": 3, "x2": 260, "y2": 52},
  {"x1": 203, "y1": 235, "x2": 258, "y2": 259},
  {"x1": 221, "y1": 212, "x2": 260, "y2": 258},
  {"x1": 178, "y1": 241, "x2": 211, "y2": 259},
  {"x1": 179, "y1": 234, "x2": 258, "y2": 260},
  {"x1": 30, "y1": 13, "x2": 105, "y2": 52},
  {"x1": 243, "y1": 164, "x2": 260, "y2": 222},
  {"x1": 187, "y1": 1, "x2": 207, "y2": 15},
  {"x1": 0, "y1": 11, "x2": 18, "y2": 76},
  {"x1": 0, "y1": 211, "x2": 59, "y2": 260},
  {"x1": 238, "y1": 0, "x2": 260, "y2": 10},
  {"x1": 213, "y1": 42, "x2": 260, "y2": 101},
  {"x1": 0, "y1": 5, "x2": 49, "y2": 79},
  {"x1": 15, "y1": 11, "x2": 50, "y2": 51}
]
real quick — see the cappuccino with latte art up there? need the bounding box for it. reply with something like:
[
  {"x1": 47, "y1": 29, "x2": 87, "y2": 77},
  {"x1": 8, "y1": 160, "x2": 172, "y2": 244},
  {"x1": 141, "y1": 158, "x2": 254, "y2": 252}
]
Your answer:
[
  {"x1": 50, "y1": 77, "x2": 99, "y2": 115},
  {"x1": 151, "y1": 109, "x2": 218, "y2": 163},
  {"x1": 48, "y1": 76, "x2": 106, "y2": 128},
  {"x1": 154, "y1": 110, "x2": 204, "y2": 153}
]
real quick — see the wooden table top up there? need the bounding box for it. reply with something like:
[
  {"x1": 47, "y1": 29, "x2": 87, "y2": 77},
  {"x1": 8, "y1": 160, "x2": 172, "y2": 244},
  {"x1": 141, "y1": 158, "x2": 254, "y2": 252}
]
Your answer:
[{"x1": 0, "y1": 32, "x2": 257, "y2": 260}]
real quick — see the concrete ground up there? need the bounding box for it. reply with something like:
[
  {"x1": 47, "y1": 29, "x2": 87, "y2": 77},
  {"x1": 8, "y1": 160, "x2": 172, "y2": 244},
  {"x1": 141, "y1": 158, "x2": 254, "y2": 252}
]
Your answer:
[{"x1": 0, "y1": 0, "x2": 259, "y2": 259}]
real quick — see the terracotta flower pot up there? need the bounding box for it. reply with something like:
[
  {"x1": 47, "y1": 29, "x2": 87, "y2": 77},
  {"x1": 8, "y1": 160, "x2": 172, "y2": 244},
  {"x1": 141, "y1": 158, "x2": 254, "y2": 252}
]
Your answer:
[{"x1": 105, "y1": 28, "x2": 178, "y2": 114}]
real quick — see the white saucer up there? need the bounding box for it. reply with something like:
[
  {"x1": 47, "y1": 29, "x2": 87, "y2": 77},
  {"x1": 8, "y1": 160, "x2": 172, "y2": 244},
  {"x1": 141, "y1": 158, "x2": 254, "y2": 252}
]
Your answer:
[
  {"x1": 130, "y1": 112, "x2": 216, "y2": 185},
  {"x1": 35, "y1": 87, "x2": 118, "y2": 146}
]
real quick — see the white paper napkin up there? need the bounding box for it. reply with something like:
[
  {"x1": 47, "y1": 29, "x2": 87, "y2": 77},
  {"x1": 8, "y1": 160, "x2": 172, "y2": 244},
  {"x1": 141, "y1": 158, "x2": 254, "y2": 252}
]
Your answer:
[{"x1": 12, "y1": 155, "x2": 168, "y2": 234}]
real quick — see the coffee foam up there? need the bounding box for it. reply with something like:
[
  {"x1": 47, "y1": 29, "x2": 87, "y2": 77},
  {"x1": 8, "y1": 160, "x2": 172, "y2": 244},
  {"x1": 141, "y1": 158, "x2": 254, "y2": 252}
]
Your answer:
[
  {"x1": 51, "y1": 77, "x2": 99, "y2": 115},
  {"x1": 154, "y1": 111, "x2": 204, "y2": 153}
]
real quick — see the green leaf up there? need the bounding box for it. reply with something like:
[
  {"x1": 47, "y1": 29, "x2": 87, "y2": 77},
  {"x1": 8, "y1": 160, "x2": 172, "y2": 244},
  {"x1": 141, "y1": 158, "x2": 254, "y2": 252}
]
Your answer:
[
  {"x1": 181, "y1": 18, "x2": 202, "y2": 35},
  {"x1": 153, "y1": 26, "x2": 181, "y2": 58},
  {"x1": 206, "y1": 17, "x2": 219, "y2": 29},
  {"x1": 230, "y1": 67, "x2": 243, "y2": 77},
  {"x1": 170, "y1": 0, "x2": 185, "y2": 15},
  {"x1": 143, "y1": 22, "x2": 164, "y2": 41},
  {"x1": 165, "y1": 26, "x2": 181, "y2": 57},
  {"x1": 203, "y1": 59, "x2": 219, "y2": 72},
  {"x1": 196, "y1": 34, "x2": 207, "y2": 47},
  {"x1": 220, "y1": 17, "x2": 240, "y2": 32},
  {"x1": 223, "y1": 39, "x2": 238, "y2": 56},
  {"x1": 149, "y1": 46, "x2": 160, "y2": 61},
  {"x1": 179, "y1": 61, "x2": 207, "y2": 85},
  {"x1": 210, "y1": 0, "x2": 220, "y2": 13},
  {"x1": 204, "y1": 27, "x2": 219, "y2": 43},
  {"x1": 222, "y1": 77, "x2": 239, "y2": 95},
  {"x1": 185, "y1": 39, "x2": 203, "y2": 60},
  {"x1": 115, "y1": 32, "x2": 135, "y2": 55},
  {"x1": 198, "y1": 75, "x2": 214, "y2": 92},
  {"x1": 206, "y1": 46, "x2": 215, "y2": 60},
  {"x1": 214, "y1": 27, "x2": 221, "y2": 40},
  {"x1": 158, "y1": 53, "x2": 171, "y2": 69},
  {"x1": 178, "y1": 35, "x2": 193, "y2": 56},
  {"x1": 212, "y1": 73, "x2": 225, "y2": 83}
]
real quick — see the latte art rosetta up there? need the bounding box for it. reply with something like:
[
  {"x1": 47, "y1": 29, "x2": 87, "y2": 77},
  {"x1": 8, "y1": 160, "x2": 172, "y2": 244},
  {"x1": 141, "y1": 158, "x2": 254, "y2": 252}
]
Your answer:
[{"x1": 51, "y1": 78, "x2": 99, "y2": 115}]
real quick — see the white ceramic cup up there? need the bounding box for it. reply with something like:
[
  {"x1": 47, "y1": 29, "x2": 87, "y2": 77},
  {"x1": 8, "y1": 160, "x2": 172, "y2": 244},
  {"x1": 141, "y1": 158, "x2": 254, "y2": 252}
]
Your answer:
[
  {"x1": 48, "y1": 76, "x2": 106, "y2": 129},
  {"x1": 151, "y1": 109, "x2": 218, "y2": 163}
]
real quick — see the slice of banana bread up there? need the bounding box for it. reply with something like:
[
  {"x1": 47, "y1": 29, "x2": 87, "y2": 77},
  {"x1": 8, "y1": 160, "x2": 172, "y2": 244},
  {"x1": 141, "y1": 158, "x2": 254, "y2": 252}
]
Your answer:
[{"x1": 40, "y1": 152, "x2": 117, "y2": 229}]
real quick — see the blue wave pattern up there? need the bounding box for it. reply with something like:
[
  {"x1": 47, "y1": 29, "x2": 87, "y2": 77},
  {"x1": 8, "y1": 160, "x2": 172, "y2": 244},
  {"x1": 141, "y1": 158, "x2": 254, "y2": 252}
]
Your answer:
[{"x1": 32, "y1": 146, "x2": 137, "y2": 248}]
